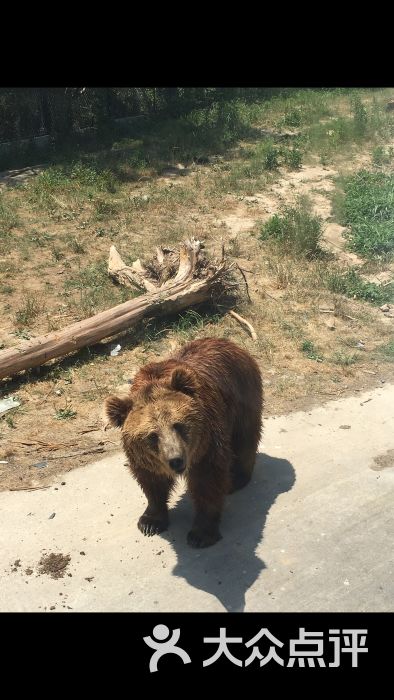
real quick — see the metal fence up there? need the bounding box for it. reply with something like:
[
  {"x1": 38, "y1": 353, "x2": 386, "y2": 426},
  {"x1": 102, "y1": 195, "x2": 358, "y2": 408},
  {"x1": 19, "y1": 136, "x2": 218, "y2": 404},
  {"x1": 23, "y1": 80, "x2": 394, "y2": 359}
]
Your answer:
[
  {"x1": 0, "y1": 88, "x2": 228, "y2": 144},
  {"x1": 0, "y1": 88, "x2": 282, "y2": 145}
]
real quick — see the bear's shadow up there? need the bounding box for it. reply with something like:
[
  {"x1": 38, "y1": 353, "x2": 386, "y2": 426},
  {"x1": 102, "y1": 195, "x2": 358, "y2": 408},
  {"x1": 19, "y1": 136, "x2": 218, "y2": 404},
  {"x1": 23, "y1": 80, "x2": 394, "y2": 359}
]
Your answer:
[{"x1": 161, "y1": 453, "x2": 295, "y2": 612}]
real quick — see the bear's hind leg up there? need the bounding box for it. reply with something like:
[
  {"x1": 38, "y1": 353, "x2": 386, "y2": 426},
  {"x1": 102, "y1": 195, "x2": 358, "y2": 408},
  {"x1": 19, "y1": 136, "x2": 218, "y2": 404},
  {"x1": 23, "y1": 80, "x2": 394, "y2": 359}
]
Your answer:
[
  {"x1": 229, "y1": 418, "x2": 261, "y2": 494},
  {"x1": 229, "y1": 446, "x2": 256, "y2": 493}
]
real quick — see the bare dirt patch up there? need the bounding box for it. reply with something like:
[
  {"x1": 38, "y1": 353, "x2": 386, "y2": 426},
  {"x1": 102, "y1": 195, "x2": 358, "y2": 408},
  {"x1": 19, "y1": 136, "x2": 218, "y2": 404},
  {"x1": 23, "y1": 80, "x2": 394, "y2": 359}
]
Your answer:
[
  {"x1": 37, "y1": 553, "x2": 71, "y2": 579},
  {"x1": 371, "y1": 449, "x2": 394, "y2": 471}
]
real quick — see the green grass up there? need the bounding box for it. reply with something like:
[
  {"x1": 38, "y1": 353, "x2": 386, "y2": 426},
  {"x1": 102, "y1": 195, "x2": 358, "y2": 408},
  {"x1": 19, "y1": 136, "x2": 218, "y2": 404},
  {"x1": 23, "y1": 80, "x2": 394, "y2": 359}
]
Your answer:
[
  {"x1": 63, "y1": 260, "x2": 139, "y2": 319},
  {"x1": 274, "y1": 90, "x2": 334, "y2": 129},
  {"x1": 300, "y1": 339, "x2": 324, "y2": 362},
  {"x1": 333, "y1": 171, "x2": 394, "y2": 258},
  {"x1": 327, "y1": 268, "x2": 394, "y2": 305},
  {"x1": 140, "y1": 308, "x2": 222, "y2": 347},
  {"x1": 66, "y1": 236, "x2": 85, "y2": 254},
  {"x1": 54, "y1": 406, "x2": 77, "y2": 420},
  {"x1": 379, "y1": 339, "x2": 394, "y2": 361},
  {"x1": 331, "y1": 351, "x2": 359, "y2": 366},
  {"x1": 27, "y1": 162, "x2": 117, "y2": 211},
  {"x1": 0, "y1": 195, "x2": 18, "y2": 230},
  {"x1": 305, "y1": 93, "x2": 393, "y2": 162},
  {"x1": 260, "y1": 197, "x2": 324, "y2": 258},
  {"x1": 372, "y1": 145, "x2": 394, "y2": 166},
  {"x1": 0, "y1": 194, "x2": 18, "y2": 250},
  {"x1": 14, "y1": 297, "x2": 42, "y2": 326}
]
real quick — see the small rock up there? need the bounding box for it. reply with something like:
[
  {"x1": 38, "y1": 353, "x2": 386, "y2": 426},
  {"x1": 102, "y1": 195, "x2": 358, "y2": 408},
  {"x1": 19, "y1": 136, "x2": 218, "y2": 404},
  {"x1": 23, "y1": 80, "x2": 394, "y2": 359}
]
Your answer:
[
  {"x1": 339, "y1": 425, "x2": 351, "y2": 430},
  {"x1": 48, "y1": 513, "x2": 56, "y2": 520},
  {"x1": 33, "y1": 460, "x2": 48, "y2": 469},
  {"x1": 380, "y1": 304, "x2": 390, "y2": 312}
]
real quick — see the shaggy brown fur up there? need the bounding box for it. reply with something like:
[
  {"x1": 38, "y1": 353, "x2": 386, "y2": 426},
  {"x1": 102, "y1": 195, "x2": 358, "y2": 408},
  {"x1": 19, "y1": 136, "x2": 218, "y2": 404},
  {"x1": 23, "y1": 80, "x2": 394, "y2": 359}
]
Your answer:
[{"x1": 105, "y1": 338, "x2": 263, "y2": 548}]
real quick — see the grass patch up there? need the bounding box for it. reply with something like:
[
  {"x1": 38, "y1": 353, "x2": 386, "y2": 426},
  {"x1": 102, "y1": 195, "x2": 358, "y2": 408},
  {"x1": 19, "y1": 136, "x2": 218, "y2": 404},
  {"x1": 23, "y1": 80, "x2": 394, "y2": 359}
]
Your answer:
[
  {"x1": 54, "y1": 406, "x2": 77, "y2": 420},
  {"x1": 331, "y1": 351, "x2": 359, "y2": 366},
  {"x1": 0, "y1": 284, "x2": 14, "y2": 294},
  {"x1": 327, "y1": 268, "x2": 394, "y2": 305},
  {"x1": 27, "y1": 162, "x2": 117, "y2": 211},
  {"x1": 0, "y1": 194, "x2": 18, "y2": 233},
  {"x1": 14, "y1": 297, "x2": 42, "y2": 327},
  {"x1": 140, "y1": 308, "x2": 222, "y2": 348},
  {"x1": 378, "y1": 339, "x2": 394, "y2": 361},
  {"x1": 63, "y1": 260, "x2": 139, "y2": 319},
  {"x1": 372, "y1": 145, "x2": 394, "y2": 166},
  {"x1": 260, "y1": 197, "x2": 324, "y2": 258},
  {"x1": 300, "y1": 339, "x2": 324, "y2": 362},
  {"x1": 333, "y1": 171, "x2": 394, "y2": 258}
]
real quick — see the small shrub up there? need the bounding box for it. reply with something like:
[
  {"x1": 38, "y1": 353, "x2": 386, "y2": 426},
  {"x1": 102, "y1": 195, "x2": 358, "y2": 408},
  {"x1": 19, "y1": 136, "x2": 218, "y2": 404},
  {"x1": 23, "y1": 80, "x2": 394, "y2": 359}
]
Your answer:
[{"x1": 260, "y1": 197, "x2": 324, "y2": 258}]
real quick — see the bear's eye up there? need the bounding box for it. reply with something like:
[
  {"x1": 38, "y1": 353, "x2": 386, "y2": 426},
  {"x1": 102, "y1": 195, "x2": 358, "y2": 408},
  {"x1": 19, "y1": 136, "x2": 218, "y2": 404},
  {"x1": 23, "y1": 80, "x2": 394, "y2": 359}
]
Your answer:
[
  {"x1": 147, "y1": 432, "x2": 159, "y2": 450},
  {"x1": 173, "y1": 422, "x2": 189, "y2": 441}
]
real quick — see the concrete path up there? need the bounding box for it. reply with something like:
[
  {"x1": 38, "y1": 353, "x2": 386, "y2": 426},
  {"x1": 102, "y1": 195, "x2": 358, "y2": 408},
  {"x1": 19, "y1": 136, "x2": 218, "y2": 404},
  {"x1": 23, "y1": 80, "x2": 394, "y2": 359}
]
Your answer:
[{"x1": 1, "y1": 384, "x2": 393, "y2": 612}]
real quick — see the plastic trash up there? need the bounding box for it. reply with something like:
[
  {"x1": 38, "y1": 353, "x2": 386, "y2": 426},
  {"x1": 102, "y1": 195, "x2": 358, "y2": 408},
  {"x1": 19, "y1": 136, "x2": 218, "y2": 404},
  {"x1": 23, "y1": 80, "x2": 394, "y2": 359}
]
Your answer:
[
  {"x1": 0, "y1": 397, "x2": 20, "y2": 416},
  {"x1": 110, "y1": 344, "x2": 121, "y2": 357}
]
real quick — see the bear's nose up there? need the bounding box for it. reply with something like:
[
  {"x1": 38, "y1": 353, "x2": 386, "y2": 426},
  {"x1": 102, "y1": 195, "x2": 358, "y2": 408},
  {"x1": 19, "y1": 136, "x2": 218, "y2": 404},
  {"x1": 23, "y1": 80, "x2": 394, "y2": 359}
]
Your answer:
[{"x1": 169, "y1": 457, "x2": 185, "y2": 474}]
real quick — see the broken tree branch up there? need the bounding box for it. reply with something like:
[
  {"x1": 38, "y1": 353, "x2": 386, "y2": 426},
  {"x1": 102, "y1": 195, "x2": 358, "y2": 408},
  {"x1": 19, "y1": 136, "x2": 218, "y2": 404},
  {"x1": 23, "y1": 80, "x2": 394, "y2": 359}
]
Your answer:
[
  {"x1": 229, "y1": 310, "x2": 258, "y2": 341},
  {"x1": 235, "y1": 264, "x2": 252, "y2": 303}
]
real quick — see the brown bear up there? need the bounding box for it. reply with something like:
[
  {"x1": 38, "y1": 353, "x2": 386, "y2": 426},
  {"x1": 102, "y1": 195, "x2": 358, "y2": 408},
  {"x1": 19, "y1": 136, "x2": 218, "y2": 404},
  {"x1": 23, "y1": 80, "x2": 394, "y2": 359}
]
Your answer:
[{"x1": 105, "y1": 337, "x2": 263, "y2": 548}]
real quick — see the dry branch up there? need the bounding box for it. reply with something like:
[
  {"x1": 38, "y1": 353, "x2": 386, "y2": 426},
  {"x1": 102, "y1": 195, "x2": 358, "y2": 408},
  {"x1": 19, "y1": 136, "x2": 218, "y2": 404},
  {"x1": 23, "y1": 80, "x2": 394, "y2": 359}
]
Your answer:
[
  {"x1": 0, "y1": 238, "x2": 230, "y2": 380},
  {"x1": 229, "y1": 310, "x2": 258, "y2": 341}
]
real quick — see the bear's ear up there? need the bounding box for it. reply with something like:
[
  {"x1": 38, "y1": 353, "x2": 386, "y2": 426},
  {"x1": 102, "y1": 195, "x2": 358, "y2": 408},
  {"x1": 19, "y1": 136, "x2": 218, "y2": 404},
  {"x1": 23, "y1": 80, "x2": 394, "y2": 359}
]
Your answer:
[
  {"x1": 170, "y1": 367, "x2": 197, "y2": 396},
  {"x1": 105, "y1": 395, "x2": 133, "y2": 428}
]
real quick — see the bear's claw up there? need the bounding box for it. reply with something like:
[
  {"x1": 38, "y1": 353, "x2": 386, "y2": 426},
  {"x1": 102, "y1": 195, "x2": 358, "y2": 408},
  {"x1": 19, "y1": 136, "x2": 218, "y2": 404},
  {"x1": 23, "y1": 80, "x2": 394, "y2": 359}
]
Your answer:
[{"x1": 138, "y1": 514, "x2": 168, "y2": 537}]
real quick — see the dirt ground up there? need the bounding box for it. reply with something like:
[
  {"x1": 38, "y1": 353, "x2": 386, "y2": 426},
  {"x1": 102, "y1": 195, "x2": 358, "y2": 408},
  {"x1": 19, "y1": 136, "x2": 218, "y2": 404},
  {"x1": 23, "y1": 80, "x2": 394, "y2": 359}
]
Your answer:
[{"x1": 1, "y1": 91, "x2": 393, "y2": 491}]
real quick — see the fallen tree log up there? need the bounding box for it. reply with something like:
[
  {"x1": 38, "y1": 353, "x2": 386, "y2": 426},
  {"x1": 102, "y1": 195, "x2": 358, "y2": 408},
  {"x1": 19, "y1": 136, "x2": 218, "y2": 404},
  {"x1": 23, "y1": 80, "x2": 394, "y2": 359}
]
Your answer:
[{"x1": 0, "y1": 239, "x2": 230, "y2": 380}]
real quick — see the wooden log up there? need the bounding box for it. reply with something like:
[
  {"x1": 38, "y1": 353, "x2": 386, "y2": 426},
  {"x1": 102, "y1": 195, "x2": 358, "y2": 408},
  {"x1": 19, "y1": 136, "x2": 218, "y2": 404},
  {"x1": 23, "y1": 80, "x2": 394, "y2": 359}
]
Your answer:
[{"x1": 0, "y1": 239, "x2": 227, "y2": 380}]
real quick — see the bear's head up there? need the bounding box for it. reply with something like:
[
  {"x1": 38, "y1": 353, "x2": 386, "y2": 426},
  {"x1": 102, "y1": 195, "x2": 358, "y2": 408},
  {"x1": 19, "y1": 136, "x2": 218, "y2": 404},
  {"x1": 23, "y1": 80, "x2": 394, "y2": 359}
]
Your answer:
[{"x1": 105, "y1": 366, "x2": 204, "y2": 477}]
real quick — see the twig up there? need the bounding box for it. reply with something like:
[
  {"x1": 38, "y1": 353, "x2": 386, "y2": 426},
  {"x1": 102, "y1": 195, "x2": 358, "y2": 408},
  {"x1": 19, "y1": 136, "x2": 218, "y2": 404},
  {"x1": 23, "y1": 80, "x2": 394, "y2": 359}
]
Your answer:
[
  {"x1": 236, "y1": 264, "x2": 252, "y2": 303},
  {"x1": 229, "y1": 310, "x2": 258, "y2": 341},
  {"x1": 10, "y1": 485, "x2": 51, "y2": 492},
  {"x1": 46, "y1": 446, "x2": 105, "y2": 460},
  {"x1": 261, "y1": 287, "x2": 278, "y2": 301},
  {"x1": 38, "y1": 384, "x2": 56, "y2": 406}
]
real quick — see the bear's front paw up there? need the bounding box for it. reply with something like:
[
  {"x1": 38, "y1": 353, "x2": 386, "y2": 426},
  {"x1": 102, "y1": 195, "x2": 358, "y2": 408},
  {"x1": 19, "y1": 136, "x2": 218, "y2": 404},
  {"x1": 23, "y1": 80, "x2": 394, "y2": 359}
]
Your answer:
[
  {"x1": 138, "y1": 513, "x2": 168, "y2": 537},
  {"x1": 187, "y1": 529, "x2": 222, "y2": 548}
]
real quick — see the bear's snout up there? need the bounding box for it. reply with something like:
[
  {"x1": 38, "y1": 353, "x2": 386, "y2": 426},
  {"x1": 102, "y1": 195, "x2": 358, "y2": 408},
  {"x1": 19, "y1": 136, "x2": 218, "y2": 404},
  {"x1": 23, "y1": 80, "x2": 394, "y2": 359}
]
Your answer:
[{"x1": 169, "y1": 457, "x2": 185, "y2": 474}]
